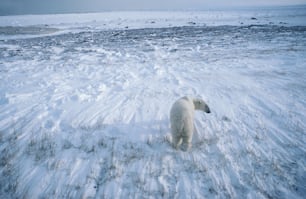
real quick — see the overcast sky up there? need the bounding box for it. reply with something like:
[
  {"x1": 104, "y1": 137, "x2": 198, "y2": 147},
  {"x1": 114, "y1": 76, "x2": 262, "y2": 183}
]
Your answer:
[{"x1": 1, "y1": 0, "x2": 306, "y2": 15}]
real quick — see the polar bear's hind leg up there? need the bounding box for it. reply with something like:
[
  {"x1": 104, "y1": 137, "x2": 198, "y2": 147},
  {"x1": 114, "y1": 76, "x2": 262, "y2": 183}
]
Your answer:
[
  {"x1": 172, "y1": 134, "x2": 182, "y2": 149},
  {"x1": 181, "y1": 120, "x2": 193, "y2": 151},
  {"x1": 181, "y1": 135, "x2": 192, "y2": 151}
]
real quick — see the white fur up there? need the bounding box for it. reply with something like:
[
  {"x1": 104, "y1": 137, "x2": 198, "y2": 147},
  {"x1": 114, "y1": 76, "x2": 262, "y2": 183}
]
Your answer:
[{"x1": 170, "y1": 96, "x2": 210, "y2": 151}]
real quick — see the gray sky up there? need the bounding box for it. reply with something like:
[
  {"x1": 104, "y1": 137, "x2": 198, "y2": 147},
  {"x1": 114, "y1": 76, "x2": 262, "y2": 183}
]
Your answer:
[{"x1": 1, "y1": 0, "x2": 306, "y2": 15}]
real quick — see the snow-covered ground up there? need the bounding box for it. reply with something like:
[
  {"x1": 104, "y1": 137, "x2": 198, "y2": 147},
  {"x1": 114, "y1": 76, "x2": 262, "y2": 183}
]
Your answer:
[{"x1": 1, "y1": 6, "x2": 306, "y2": 199}]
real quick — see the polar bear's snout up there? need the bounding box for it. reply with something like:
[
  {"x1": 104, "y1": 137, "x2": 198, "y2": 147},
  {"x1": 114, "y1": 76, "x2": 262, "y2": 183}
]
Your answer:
[
  {"x1": 205, "y1": 104, "x2": 211, "y2": 113},
  {"x1": 200, "y1": 101, "x2": 210, "y2": 113},
  {"x1": 170, "y1": 96, "x2": 210, "y2": 151},
  {"x1": 193, "y1": 98, "x2": 211, "y2": 113}
]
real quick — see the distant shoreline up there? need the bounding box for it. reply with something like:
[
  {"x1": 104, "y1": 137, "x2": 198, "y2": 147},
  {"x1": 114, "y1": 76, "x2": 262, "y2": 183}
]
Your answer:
[{"x1": 1, "y1": 4, "x2": 306, "y2": 16}]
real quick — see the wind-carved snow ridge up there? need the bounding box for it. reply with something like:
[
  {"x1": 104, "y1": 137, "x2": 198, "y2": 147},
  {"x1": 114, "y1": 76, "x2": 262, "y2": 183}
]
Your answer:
[{"x1": 1, "y1": 10, "x2": 306, "y2": 199}]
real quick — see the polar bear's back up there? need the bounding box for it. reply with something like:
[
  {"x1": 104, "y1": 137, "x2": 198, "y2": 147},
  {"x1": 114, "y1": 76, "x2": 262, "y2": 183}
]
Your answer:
[{"x1": 170, "y1": 97, "x2": 194, "y2": 118}]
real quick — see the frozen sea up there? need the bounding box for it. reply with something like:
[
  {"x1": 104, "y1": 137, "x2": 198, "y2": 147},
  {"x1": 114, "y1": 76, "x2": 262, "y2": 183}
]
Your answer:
[{"x1": 1, "y1": 6, "x2": 306, "y2": 199}]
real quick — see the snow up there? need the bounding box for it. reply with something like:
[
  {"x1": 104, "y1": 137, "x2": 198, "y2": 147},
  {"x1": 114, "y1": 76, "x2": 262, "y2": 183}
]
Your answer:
[{"x1": 1, "y1": 5, "x2": 306, "y2": 199}]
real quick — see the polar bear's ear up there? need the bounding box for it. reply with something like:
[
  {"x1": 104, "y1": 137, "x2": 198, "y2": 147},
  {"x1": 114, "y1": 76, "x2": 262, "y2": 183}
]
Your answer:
[{"x1": 193, "y1": 98, "x2": 203, "y2": 109}]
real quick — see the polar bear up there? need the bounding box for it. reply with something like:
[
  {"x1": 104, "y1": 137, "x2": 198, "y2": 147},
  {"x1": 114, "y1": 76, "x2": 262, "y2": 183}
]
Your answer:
[{"x1": 170, "y1": 96, "x2": 210, "y2": 151}]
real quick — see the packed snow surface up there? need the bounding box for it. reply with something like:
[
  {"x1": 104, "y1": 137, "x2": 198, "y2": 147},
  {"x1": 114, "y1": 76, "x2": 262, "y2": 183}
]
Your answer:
[{"x1": 1, "y1": 6, "x2": 306, "y2": 199}]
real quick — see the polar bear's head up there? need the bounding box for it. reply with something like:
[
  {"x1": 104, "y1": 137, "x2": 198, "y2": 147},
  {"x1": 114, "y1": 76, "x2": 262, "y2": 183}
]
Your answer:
[{"x1": 193, "y1": 98, "x2": 211, "y2": 113}]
